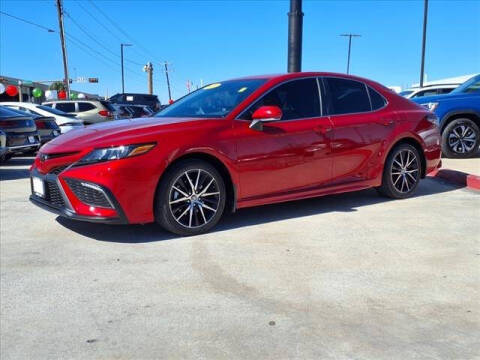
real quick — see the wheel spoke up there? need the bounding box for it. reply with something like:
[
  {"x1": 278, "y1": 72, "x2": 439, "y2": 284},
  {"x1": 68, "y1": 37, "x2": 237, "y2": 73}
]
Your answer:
[
  {"x1": 195, "y1": 170, "x2": 201, "y2": 191},
  {"x1": 173, "y1": 186, "x2": 189, "y2": 198},
  {"x1": 176, "y1": 206, "x2": 190, "y2": 221},
  {"x1": 169, "y1": 196, "x2": 189, "y2": 205},
  {"x1": 185, "y1": 172, "x2": 195, "y2": 193},
  {"x1": 393, "y1": 175, "x2": 402, "y2": 186},
  {"x1": 199, "y1": 205, "x2": 207, "y2": 224},
  {"x1": 188, "y1": 206, "x2": 193, "y2": 227},
  {"x1": 200, "y1": 192, "x2": 220, "y2": 197},
  {"x1": 406, "y1": 172, "x2": 417, "y2": 182},
  {"x1": 201, "y1": 203, "x2": 216, "y2": 212},
  {"x1": 199, "y1": 179, "x2": 214, "y2": 196}
]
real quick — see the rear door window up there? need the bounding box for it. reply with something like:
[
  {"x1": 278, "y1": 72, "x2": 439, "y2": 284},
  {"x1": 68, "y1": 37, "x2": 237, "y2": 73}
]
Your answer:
[
  {"x1": 55, "y1": 102, "x2": 76, "y2": 113},
  {"x1": 78, "y1": 102, "x2": 96, "y2": 112},
  {"x1": 324, "y1": 77, "x2": 371, "y2": 115},
  {"x1": 368, "y1": 87, "x2": 387, "y2": 110}
]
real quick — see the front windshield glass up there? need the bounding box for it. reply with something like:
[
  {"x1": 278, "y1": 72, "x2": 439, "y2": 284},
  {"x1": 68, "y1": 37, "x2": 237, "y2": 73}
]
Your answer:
[
  {"x1": 156, "y1": 79, "x2": 267, "y2": 118},
  {"x1": 451, "y1": 75, "x2": 480, "y2": 94}
]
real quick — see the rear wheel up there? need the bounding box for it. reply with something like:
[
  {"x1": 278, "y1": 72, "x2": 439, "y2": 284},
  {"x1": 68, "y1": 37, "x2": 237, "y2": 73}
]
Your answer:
[
  {"x1": 377, "y1": 143, "x2": 421, "y2": 199},
  {"x1": 155, "y1": 160, "x2": 226, "y2": 236},
  {"x1": 441, "y1": 118, "x2": 479, "y2": 158}
]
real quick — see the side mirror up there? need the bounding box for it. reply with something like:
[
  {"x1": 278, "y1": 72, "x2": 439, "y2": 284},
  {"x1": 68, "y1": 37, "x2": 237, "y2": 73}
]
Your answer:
[{"x1": 249, "y1": 106, "x2": 282, "y2": 131}]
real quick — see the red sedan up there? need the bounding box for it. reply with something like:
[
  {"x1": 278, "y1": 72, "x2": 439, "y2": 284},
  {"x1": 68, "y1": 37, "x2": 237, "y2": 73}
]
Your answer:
[{"x1": 30, "y1": 73, "x2": 441, "y2": 235}]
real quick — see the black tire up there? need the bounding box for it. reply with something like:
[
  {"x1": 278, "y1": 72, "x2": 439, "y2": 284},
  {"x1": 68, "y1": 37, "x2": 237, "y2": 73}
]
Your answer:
[
  {"x1": 377, "y1": 143, "x2": 422, "y2": 199},
  {"x1": 155, "y1": 159, "x2": 226, "y2": 236},
  {"x1": 0, "y1": 153, "x2": 13, "y2": 163},
  {"x1": 441, "y1": 118, "x2": 480, "y2": 158}
]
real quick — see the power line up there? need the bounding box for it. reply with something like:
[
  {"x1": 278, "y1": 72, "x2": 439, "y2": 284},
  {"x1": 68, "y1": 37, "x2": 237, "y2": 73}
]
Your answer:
[
  {"x1": 87, "y1": 0, "x2": 162, "y2": 62},
  {"x1": 64, "y1": 7, "x2": 144, "y2": 67},
  {"x1": 0, "y1": 11, "x2": 55, "y2": 32}
]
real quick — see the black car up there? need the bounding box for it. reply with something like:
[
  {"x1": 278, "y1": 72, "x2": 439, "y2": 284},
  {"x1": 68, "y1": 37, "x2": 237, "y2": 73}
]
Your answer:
[
  {"x1": 109, "y1": 93, "x2": 161, "y2": 111},
  {"x1": 0, "y1": 106, "x2": 40, "y2": 162},
  {"x1": 5, "y1": 107, "x2": 60, "y2": 144}
]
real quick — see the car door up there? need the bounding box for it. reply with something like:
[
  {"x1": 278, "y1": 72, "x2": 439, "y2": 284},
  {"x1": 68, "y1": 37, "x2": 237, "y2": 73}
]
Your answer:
[
  {"x1": 322, "y1": 77, "x2": 393, "y2": 185},
  {"x1": 234, "y1": 78, "x2": 334, "y2": 200}
]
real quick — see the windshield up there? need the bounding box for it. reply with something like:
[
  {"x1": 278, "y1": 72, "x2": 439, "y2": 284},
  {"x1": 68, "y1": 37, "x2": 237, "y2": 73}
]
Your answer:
[
  {"x1": 156, "y1": 79, "x2": 267, "y2": 118},
  {"x1": 37, "y1": 105, "x2": 76, "y2": 117},
  {"x1": 451, "y1": 75, "x2": 480, "y2": 94},
  {"x1": 399, "y1": 90, "x2": 414, "y2": 97}
]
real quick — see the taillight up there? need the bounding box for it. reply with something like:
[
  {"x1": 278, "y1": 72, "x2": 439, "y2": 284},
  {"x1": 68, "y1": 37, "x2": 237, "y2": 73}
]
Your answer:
[
  {"x1": 98, "y1": 110, "x2": 112, "y2": 117},
  {"x1": 36, "y1": 121, "x2": 46, "y2": 129}
]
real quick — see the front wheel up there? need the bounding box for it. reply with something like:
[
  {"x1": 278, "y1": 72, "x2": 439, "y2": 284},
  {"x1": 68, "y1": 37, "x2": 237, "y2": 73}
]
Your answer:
[
  {"x1": 155, "y1": 160, "x2": 226, "y2": 236},
  {"x1": 441, "y1": 118, "x2": 479, "y2": 158},
  {"x1": 377, "y1": 144, "x2": 421, "y2": 199}
]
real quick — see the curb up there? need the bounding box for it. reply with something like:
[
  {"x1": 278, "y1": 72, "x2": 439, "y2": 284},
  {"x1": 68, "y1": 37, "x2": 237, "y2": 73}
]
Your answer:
[{"x1": 427, "y1": 169, "x2": 480, "y2": 191}]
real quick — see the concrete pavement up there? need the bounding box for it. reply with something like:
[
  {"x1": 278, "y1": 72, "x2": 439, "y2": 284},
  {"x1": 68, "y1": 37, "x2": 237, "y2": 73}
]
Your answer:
[{"x1": 1, "y1": 157, "x2": 479, "y2": 359}]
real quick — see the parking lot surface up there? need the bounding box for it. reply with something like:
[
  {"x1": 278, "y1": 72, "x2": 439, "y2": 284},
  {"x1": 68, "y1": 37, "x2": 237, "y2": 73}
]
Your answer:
[{"x1": 1, "y1": 157, "x2": 479, "y2": 360}]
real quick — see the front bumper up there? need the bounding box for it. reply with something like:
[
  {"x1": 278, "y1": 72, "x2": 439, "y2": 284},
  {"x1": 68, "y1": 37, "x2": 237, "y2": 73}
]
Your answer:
[{"x1": 29, "y1": 169, "x2": 128, "y2": 224}]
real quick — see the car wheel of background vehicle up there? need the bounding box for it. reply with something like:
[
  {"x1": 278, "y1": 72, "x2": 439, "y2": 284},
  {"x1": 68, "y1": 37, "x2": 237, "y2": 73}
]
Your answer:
[
  {"x1": 441, "y1": 118, "x2": 479, "y2": 158},
  {"x1": 377, "y1": 143, "x2": 421, "y2": 199},
  {"x1": 155, "y1": 159, "x2": 226, "y2": 236},
  {"x1": 0, "y1": 153, "x2": 13, "y2": 163}
]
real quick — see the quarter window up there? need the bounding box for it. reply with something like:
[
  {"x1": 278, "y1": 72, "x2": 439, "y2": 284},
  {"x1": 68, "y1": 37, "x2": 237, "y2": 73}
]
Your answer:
[
  {"x1": 324, "y1": 77, "x2": 371, "y2": 115},
  {"x1": 368, "y1": 86, "x2": 387, "y2": 110},
  {"x1": 240, "y1": 78, "x2": 320, "y2": 121},
  {"x1": 55, "y1": 102, "x2": 76, "y2": 113},
  {"x1": 78, "y1": 102, "x2": 96, "y2": 112}
]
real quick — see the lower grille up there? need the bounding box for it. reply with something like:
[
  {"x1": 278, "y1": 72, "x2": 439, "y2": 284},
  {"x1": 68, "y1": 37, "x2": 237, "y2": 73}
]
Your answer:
[
  {"x1": 45, "y1": 181, "x2": 65, "y2": 208},
  {"x1": 65, "y1": 179, "x2": 112, "y2": 208}
]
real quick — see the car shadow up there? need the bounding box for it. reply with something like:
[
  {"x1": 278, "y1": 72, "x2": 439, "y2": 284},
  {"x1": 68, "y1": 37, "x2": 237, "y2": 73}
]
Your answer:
[
  {"x1": 56, "y1": 178, "x2": 463, "y2": 243},
  {"x1": 0, "y1": 157, "x2": 35, "y2": 180}
]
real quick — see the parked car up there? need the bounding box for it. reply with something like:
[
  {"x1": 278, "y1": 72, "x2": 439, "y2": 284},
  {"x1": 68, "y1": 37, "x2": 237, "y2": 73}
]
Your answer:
[
  {"x1": 0, "y1": 106, "x2": 40, "y2": 162},
  {"x1": 109, "y1": 93, "x2": 161, "y2": 111},
  {"x1": 0, "y1": 130, "x2": 7, "y2": 160},
  {"x1": 3, "y1": 107, "x2": 60, "y2": 145},
  {"x1": 1, "y1": 102, "x2": 84, "y2": 133},
  {"x1": 30, "y1": 72, "x2": 441, "y2": 236},
  {"x1": 125, "y1": 105, "x2": 154, "y2": 118},
  {"x1": 399, "y1": 84, "x2": 457, "y2": 99},
  {"x1": 412, "y1": 74, "x2": 480, "y2": 158},
  {"x1": 42, "y1": 100, "x2": 116, "y2": 125}
]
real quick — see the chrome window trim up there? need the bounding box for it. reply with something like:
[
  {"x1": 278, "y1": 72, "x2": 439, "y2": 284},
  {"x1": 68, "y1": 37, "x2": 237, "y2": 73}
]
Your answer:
[{"x1": 235, "y1": 76, "x2": 324, "y2": 123}]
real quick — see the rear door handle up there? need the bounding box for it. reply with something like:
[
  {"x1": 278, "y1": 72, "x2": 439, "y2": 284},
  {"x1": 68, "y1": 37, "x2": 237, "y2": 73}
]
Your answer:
[{"x1": 377, "y1": 119, "x2": 394, "y2": 126}]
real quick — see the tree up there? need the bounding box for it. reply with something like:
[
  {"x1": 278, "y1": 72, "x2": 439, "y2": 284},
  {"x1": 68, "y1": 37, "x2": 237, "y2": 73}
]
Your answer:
[{"x1": 49, "y1": 82, "x2": 65, "y2": 91}]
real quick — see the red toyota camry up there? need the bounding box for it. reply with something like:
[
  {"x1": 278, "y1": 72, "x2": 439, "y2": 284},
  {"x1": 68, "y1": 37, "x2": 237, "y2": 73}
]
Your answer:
[{"x1": 30, "y1": 72, "x2": 441, "y2": 235}]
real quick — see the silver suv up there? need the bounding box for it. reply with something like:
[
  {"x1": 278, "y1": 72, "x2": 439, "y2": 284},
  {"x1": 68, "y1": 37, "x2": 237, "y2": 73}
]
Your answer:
[{"x1": 42, "y1": 100, "x2": 116, "y2": 125}]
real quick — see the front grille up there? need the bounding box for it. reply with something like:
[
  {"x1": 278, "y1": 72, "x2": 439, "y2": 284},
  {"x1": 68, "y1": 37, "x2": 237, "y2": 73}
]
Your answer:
[
  {"x1": 45, "y1": 181, "x2": 65, "y2": 208},
  {"x1": 65, "y1": 178, "x2": 112, "y2": 208}
]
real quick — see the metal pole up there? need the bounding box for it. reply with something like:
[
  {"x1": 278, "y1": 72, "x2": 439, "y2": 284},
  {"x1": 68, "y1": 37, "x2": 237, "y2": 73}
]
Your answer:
[
  {"x1": 147, "y1": 62, "x2": 153, "y2": 95},
  {"x1": 340, "y1": 34, "x2": 361, "y2": 74},
  {"x1": 420, "y1": 0, "x2": 428, "y2": 87},
  {"x1": 347, "y1": 36, "x2": 352, "y2": 74},
  {"x1": 121, "y1": 44, "x2": 125, "y2": 93},
  {"x1": 287, "y1": 0, "x2": 303, "y2": 73},
  {"x1": 56, "y1": 0, "x2": 70, "y2": 98},
  {"x1": 164, "y1": 62, "x2": 172, "y2": 101}
]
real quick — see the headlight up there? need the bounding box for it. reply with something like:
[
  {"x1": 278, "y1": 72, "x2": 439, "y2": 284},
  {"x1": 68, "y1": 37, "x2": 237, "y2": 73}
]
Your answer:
[
  {"x1": 78, "y1": 143, "x2": 156, "y2": 164},
  {"x1": 422, "y1": 102, "x2": 439, "y2": 112}
]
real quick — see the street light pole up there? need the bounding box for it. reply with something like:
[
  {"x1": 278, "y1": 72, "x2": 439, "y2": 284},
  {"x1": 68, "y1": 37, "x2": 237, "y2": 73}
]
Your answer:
[
  {"x1": 120, "y1": 43, "x2": 132, "y2": 93},
  {"x1": 340, "y1": 34, "x2": 361, "y2": 74},
  {"x1": 420, "y1": 0, "x2": 428, "y2": 87},
  {"x1": 287, "y1": 0, "x2": 303, "y2": 73}
]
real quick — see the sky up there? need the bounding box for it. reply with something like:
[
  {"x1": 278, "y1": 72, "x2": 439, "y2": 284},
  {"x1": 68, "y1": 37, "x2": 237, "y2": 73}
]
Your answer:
[{"x1": 0, "y1": 0, "x2": 479, "y2": 104}]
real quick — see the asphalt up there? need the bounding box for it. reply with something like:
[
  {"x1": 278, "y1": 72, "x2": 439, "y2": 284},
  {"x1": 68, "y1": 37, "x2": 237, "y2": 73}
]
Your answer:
[{"x1": 1, "y1": 157, "x2": 479, "y2": 360}]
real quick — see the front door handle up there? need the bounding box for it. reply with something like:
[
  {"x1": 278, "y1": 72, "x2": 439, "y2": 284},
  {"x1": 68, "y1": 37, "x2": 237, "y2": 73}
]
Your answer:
[{"x1": 314, "y1": 126, "x2": 332, "y2": 135}]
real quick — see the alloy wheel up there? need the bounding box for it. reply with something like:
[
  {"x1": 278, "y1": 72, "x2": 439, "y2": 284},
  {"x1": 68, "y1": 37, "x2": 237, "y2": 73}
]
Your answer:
[
  {"x1": 168, "y1": 169, "x2": 220, "y2": 228},
  {"x1": 448, "y1": 124, "x2": 477, "y2": 154},
  {"x1": 391, "y1": 149, "x2": 419, "y2": 193}
]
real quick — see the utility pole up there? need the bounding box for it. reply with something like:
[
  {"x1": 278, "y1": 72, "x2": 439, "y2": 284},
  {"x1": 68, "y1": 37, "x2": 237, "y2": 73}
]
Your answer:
[
  {"x1": 340, "y1": 33, "x2": 361, "y2": 74},
  {"x1": 143, "y1": 62, "x2": 154, "y2": 94},
  {"x1": 287, "y1": 0, "x2": 303, "y2": 73},
  {"x1": 420, "y1": 0, "x2": 428, "y2": 87},
  {"x1": 120, "y1": 43, "x2": 132, "y2": 93},
  {"x1": 164, "y1": 62, "x2": 172, "y2": 102},
  {"x1": 55, "y1": 0, "x2": 70, "y2": 98}
]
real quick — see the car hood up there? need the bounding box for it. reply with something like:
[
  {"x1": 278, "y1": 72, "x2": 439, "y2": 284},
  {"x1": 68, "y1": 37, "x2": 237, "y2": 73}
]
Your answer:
[
  {"x1": 41, "y1": 116, "x2": 211, "y2": 153},
  {"x1": 411, "y1": 92, "x2": 478, "y2": 104}
]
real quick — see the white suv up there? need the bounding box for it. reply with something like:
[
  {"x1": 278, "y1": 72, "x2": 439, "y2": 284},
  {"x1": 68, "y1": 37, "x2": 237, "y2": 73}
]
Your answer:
[
  {"x1": 42, "y1": 100, "x2": 116, "y2": 124},
  {"x1": 399, "y1": 84, "x2": 458, "y2": 99}
]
